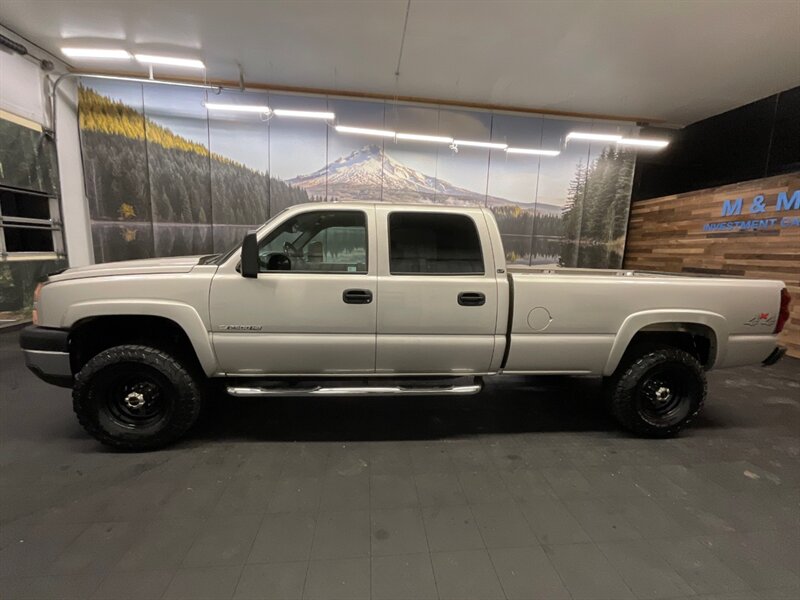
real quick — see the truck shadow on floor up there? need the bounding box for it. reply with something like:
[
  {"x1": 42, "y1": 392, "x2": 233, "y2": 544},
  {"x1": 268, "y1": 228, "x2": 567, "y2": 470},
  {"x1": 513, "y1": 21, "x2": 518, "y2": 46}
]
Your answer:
[{"x1": 191, "y1": 375, "x2": 721, "y2": 442}]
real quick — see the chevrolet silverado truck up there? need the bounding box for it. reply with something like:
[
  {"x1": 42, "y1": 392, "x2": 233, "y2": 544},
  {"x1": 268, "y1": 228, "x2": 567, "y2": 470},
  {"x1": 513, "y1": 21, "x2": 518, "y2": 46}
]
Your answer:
[{"x1": 21, "y1": 203, "x2": 790, "y2": 450}]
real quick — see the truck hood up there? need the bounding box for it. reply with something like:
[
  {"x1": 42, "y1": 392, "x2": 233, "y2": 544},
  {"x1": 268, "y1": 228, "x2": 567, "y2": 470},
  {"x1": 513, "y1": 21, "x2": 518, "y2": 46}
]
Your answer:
[{"x1": 48, "y1": 256, "x2": 205, "y2": 282}]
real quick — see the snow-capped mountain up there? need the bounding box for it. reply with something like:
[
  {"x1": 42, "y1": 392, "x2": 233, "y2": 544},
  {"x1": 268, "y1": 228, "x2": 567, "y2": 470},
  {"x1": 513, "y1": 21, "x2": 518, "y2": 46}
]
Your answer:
[{"x1": 286, "y1": 144, "x2": 562, "y2": 215}]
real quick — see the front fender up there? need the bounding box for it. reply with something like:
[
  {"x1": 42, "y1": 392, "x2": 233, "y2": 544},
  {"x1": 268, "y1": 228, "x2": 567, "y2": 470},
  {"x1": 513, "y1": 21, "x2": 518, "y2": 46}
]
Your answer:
[
  {"x1": 603, "y1": 309, "x2": 728, "y2": 376},
  {"x1": 62, "y1": 300, "x2": 218, "y2": 376}
]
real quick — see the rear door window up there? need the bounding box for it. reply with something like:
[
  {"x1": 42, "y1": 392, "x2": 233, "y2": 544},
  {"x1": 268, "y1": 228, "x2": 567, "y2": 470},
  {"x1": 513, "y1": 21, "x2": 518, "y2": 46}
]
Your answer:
[{"x1": 388, "y1": 212, "x2": 484, "y2": 275}]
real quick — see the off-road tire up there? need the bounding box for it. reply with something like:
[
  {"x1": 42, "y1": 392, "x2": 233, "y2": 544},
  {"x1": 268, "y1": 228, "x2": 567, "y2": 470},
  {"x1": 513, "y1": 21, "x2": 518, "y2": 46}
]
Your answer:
[
  {"x1": 607, "y1": 346, "x2": 706, "y2": 438},
  {"x1": 73, "y1": 345, "x2": 203, "y2": 451}
]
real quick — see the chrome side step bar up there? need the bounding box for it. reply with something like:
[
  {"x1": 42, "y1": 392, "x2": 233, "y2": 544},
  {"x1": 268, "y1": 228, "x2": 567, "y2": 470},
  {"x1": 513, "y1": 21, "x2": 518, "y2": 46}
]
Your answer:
[{"x1": 226, "y1": 383, "x2": 483, "y2": 398}]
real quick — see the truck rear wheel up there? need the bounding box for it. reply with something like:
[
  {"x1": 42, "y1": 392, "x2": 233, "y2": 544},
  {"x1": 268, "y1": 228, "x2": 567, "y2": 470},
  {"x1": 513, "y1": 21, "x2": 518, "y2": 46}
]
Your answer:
[
  {"x1": 73, "y1": 345, "x2": 203, "y2": 451},
  {"x1": 607, "y1": 346, "x2": 706, "y2": 438}
]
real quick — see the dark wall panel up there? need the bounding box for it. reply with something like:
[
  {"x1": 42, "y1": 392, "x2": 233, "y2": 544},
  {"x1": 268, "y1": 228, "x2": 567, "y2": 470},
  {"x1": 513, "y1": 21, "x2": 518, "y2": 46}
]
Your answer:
[{"x1": 633, "y1": 86, "x2": 800, "y2": 200}]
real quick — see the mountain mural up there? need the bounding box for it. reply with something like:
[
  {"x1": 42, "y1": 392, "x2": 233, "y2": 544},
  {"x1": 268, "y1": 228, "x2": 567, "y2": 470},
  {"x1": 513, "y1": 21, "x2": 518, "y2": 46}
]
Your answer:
[{"x1": 287, "y1": 144, "x2": 562, "y2": 215}]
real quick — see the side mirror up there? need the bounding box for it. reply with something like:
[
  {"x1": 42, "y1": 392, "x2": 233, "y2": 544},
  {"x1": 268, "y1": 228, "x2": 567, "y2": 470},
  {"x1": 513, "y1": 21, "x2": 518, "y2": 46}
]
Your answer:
[{"x1": 240, "y1": 231, "x2": 259, "y2": 278}]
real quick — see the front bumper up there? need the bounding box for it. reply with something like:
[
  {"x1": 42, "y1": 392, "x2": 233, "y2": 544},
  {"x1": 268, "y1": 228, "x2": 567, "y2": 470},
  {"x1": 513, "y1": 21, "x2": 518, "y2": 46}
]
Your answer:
[
  {"x1": 20, "y1": 326, "x2": 73, "y2": 387},
  {"x1": 762, "y1": 345, "x2": 787, "y2": 367}
]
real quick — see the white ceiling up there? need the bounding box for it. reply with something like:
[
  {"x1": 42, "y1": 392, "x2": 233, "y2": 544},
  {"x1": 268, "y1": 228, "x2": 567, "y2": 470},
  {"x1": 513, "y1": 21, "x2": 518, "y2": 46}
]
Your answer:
[{"x1": 2, "y1": 0, "x2": 799, "y2": 125}]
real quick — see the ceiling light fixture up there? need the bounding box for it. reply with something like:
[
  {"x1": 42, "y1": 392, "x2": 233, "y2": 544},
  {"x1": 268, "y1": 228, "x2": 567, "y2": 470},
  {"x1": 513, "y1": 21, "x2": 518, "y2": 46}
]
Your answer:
[
  {"x1": 272, "y1": 109, "x2": 335, "y2": 120},
  {"x1": 335, "y1": 125, "x2": 396, "y2": 137},
  {"x1": 61, "y1": 48, "x2": 132, "y2": 59},
  {"x1": 618, "y1": 138, "x2": 669, "y2": 149},
  {"x1": 506, "y1": 147, "x2": 561, "y2": 157},
  {"x1": 134, "y1": 54, "x2": 205, "y2": 69},
  {"x1": 396, "y1": 132, "x2": 454, "y2": 143},
  {"x1": 566, "y1": 132, "x2": 623, "y2": 143},
  {"x1": 204, "y1": 102, "x2": 271, "y2": 114},
  {"x1": 453, "y1": 140, "x2": 508, "y2": 150}
]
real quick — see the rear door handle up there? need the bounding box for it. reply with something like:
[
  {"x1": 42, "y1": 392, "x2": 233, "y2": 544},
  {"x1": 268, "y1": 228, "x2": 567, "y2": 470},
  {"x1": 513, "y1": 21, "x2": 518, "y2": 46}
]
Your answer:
[
  {"x1": 343, "y1": 289, "x2": 373, "y2": 304},
  {"x1": 458, "y1": 292, "x2": 486, "y2": 306}
]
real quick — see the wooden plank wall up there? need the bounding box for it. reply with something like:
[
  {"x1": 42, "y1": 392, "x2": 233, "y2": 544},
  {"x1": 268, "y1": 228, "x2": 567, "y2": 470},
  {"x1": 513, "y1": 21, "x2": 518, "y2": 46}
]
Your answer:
[{"x1": 624, "y1": 172, "x2": 800, "y2": 358}]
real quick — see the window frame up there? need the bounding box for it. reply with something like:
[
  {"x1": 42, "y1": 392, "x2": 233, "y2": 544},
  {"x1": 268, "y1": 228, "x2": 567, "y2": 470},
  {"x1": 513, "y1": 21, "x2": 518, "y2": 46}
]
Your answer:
[
  {"x1": 387, "y1": 210, "x2": 486, "y2": 277},
  {"x1": 256, "y1": 208, "x2": 370, "y2": 275}
]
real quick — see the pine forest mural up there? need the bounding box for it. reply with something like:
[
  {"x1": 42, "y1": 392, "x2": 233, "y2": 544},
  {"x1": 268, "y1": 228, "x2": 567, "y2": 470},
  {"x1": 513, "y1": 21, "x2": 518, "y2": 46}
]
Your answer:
[{"x1": 78, "y1": 78, "x2": 638, "y2": 267}]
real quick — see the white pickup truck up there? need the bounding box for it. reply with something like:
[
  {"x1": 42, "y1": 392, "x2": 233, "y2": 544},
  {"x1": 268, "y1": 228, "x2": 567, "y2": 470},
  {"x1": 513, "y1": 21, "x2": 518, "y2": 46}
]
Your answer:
[{"x1": 21, "y1": 202, "x2": 790, "y2": 450}]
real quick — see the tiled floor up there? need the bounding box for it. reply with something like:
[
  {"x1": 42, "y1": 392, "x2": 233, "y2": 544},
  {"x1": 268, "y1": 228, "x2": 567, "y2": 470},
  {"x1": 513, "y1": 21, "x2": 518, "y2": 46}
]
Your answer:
[{"x1": 1, "y1": 329, "x2": 799, "y2": 599}]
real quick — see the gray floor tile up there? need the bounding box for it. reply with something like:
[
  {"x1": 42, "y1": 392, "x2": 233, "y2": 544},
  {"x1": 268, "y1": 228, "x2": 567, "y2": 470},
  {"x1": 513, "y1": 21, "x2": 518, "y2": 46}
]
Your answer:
[
  {"x1": 311, "y1": 510, "x2": 370, "y2": 559},
  {"x1": 91, "y1": 570, "x2": 174, "y2": 599},
  {"x1": 281, "y1": 445, "x2": 330, "y2": 478},
  {"x1": 499, "y1": 468, "x2": 555, "y2": 501},
  {"x1": 371, "y1": 474, "x2": 418, "y2": 508},
  {"x1": 542, "y1": 468, "x2": 595, "y2": 498},
  {"x1": 303, "y1": 557, "x2": 370, "y2": 600},
  {"x1": 269, "y1": 477, "x2": 322, "y2": 513},
  {"x1": 471, "y1": 501, "x2": 538, "y2": 548},
  {"x1": 651, "y1": 538, "x2": 752, "y2": 595},
  {"x1": 248, "y1": 512, "x2": 316, "y2": 563},
  {"x1": 564, "y1": 498, "x2": 643, "y2": 542},
  {"x1": 162, "y1": 565, "x2": 242, "y2": 599},
  {"x1": 1, "y1": 574, "x2": 104, "y2": 600},
  {"x1": 371, "y1": 553, "x2": 438, "y2": 600},
  {"x1": 414, "y1": 471, "x2": 467, "y2": 507},
  {"x1": 371, "y1": 507, "x2": 429, "y2": 556},
  {"x1": 489, "y1": 545, "x2": 571, "y2": 599},
  {"x1": 0, "y1": 521, "x2": 86, "y2": 577},
  {"x1": 114, "y1": 518, "x2": 200, "y2": 571},
  {"x1": 447, "y1": 443, "x2": 493, "y2": 471},
  {"x1": 544, "y1": 542, "x2": 636, "y2": 599},
  {"x1": 182, "y1": 514, "x2": 261, "y2": 567},
  {"x1": 368, "y1": 443, "x2": 413, "y2": 475},
  {"x1": 409, "y1": 443, "x2": 454, "y2": 474},
  {"x1": 614, "y1": 495, "x2": 692, "y2": 539},
  {"x1": 158, "y1": 480, "x2": 227, "y2": 519},
  {"x1": 422, "y1": 505, "x2": 484, "y2": 552},
  {"x1": 234, "y1": 561, "x2": 307, "y2": 599},
  {"x1": 518, "y1": 495, "x2": 592, "y2": 544},
  {"x1": 458, "y1": 470, "x2": 512, "y2": 504},
  {"x1": 756, "y1": 588, "x2": 800, "y2": 599},
  {"x1": 214, "y1": 475, "x2": 273, "y2": 514},
  {"x1": 50, "y1": 521, "x2": 141, "y2": 575},
  {"x1": 598, "y1": 539, "x2": 695, "y2": 599},
  {"x1": 431, "y1": 549, "x2": 505, "y2": 600},
  {"x1": 699, "y1": 534, "x2": 800, "y2": 591},
  {"x1": 319, "y1": 472, "x2": 370, "y2": 511}
]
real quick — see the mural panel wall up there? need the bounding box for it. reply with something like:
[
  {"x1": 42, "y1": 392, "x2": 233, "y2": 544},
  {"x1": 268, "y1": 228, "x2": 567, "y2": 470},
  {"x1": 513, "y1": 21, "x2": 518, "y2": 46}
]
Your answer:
[{"x1": 78, "y1": 78, "x2": 638, "y2": 268}]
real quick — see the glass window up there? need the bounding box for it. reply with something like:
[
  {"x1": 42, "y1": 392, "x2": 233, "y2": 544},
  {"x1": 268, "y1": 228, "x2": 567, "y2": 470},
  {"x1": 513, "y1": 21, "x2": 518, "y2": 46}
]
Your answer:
[
  {"x1": 389, "y1": 212, "x2": 484, "y2": 275},
  {"x1": 258, "y1": 210, "x2": 367, "y2": 273}
]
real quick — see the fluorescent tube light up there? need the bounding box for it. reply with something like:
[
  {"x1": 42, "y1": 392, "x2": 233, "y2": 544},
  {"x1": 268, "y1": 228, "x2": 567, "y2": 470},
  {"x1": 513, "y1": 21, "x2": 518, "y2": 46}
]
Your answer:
[
  {"x1": 135, "y1": 54, "x2": 205, "y2": 69},
  {"x1": 204, "y1": 102, "x2": 271, "y2": 114},
  {"x1": 396, "y1": 132, "x2": 454, "y2": 143},
  {"x1": 619, "y1": 138, "x2": 669, "y2": 149},
  {"x1": 566, "y1": 132, "x2": 623, "y2": 143},
  {"x1": 272, "y1": 109, "x2": 335, "y2": 120},
  {"x1": 61, "y1": 48, "x2": 132, "y2": 59},
  {"x1": 453, "y1": 139, "x2": 508, "y2": 149},
  {"x1": 506, "y1": 147, "x2": 561, "y2": 157},
  {"x1": 335, "y1": 125, "x2": 396, "y2": 137}
]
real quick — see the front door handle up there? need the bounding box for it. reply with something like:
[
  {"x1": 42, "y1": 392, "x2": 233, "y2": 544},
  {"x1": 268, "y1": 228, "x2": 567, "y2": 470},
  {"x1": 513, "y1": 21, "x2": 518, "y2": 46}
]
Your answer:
[
  {"x1": 343, "y1": 289, "x2": 373, "y2": 304},
  {"x1": 458, "y1": 291, "x2": 486, "y2": 306}
]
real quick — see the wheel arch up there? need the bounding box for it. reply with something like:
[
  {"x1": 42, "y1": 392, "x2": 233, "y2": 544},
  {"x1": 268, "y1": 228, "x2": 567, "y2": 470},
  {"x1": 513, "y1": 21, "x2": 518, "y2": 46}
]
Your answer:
[
  {"x1": 603, "y1": 310, "x2": 727, "y2": 376},
  {"x1": 65, "y1": 301, "x2": 217, "y2": 376}
]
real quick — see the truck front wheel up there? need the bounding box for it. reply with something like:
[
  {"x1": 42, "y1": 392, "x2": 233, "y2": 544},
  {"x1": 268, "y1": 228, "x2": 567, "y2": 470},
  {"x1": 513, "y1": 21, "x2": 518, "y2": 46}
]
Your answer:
[
  {"x1": 607, "y1": 346, "x2": 706, "y2": 438},
  {"x1": 73, "y1": 345, "x2": 203, "y2": 451}
]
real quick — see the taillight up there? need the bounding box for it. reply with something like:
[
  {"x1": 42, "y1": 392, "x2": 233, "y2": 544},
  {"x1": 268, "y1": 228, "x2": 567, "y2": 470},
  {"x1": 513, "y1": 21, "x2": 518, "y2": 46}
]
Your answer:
[{"x1": 775, "y1": 287, "x2": 791, "y2": 334}]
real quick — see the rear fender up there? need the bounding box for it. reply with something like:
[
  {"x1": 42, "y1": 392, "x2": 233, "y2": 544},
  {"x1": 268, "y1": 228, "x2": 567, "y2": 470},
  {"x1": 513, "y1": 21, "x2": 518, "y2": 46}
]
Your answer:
[{"x1": 603, "y1": 309, "x2": 728, "y2": 375}]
